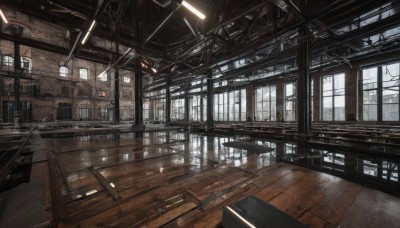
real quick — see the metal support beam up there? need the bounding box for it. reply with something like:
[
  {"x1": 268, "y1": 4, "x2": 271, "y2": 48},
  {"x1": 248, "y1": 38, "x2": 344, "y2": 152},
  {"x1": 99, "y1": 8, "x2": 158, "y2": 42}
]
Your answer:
[
  {"x1": 14, "y1": 42, "x2": 20, "y2": 122},
  {"x1": 184, "y1": 90, "x2": 189, "y2": 121},
  {"x1": 206, "y1": 69, "x2": 213, "y2": 132},
  {"x1": 134, "y1": 57, "x2": 143, "y2": 125},
  {"x1": 297, "y1": 26, "x2": 311, "y2": 136},
  {"x1": 114, "y1": 43, "x2": 120, "y2": 125},
  {"x1": 65, "y1": 0, "x2": 111, "y2": 65},
  {"x1": 114, "y1": 67, "x2": 120, "y2": 125},
  {"x1": 166, "y1": 80, "x2": 171, "y2": 123}
]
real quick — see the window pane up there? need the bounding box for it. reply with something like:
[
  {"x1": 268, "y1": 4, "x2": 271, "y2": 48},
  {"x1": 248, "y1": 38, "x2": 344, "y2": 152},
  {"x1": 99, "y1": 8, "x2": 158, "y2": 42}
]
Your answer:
[
  {"x1": 363, "y1": 67, "x2": 378, "y2": 90},
  {"x1": 382, "y1": 63, "x2": 399, "y2": 88},
  {"x1": 323, "y1": 97, "x2": 333, "y2": 121},
  {"x1": 382, "y1": 87, "x2": 399, "y2": 121},
  {"x1": 334, "y1": 96, "x2": 345, "y2": 121},
  {"x1": 323, "y1": 76, "x2": 333, "y2": 96}
]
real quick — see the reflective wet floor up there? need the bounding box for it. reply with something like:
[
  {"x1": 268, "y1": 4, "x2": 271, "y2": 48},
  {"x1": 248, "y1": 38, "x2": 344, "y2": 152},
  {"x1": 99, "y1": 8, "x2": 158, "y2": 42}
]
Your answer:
[{"x1": 45, "y1": 131, "x2": 400, "y2": 227}]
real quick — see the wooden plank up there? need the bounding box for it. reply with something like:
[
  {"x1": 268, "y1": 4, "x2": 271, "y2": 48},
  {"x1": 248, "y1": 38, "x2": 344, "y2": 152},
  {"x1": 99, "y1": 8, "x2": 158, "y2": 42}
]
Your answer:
[
  {"x1": 269, "y1": 172, "x2": 338, "y2": 218},
  {"x1": 309, "y1": 178, "x2": 362, "y2": 224},
  {"x1": 253, "y1": 166, "x2": 311, "y2": 202},
  {"x1": 298, "y1": 211, "x2": 330, "y2": 228},
  {"x1": 338, "y1": 188, "x2": 400, "y2": 228},
  {"x1": 30, "y1": 162, "x2": 54, "y2": 224},
  {"x1": 142, "y1": 202, "x2": 197, "y2": 227},
  {"x1": 88, "y1": 166, "x2": 120, "y2": 201}
]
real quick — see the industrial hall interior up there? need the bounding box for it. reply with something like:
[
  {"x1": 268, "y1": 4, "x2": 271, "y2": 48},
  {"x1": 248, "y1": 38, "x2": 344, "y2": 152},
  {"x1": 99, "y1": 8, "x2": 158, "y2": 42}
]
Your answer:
[{"x1": 1, "y1": 0, "x2": 400, "y2": 227}]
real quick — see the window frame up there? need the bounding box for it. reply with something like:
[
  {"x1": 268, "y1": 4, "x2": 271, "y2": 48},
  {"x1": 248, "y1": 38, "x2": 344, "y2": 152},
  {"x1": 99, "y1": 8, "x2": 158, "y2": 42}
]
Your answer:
[
  {"x1": 322, "y1": 73, "x2": 346, "y2": 121},
  {"x1": 79, "y1": 68, "x2": 88, "y2": 80},
  {"x1": 362, "y1": 61, "x2": 400, "y2": 121},
  {"x1": 59, "y1": 66, "x2": 69, "y2": 77},
  {"x1": 284, "y1": 82, "x2": 296, "y2": 122},
  {"x1": 123, "y1": 76, "x2": 131, "y2": 83},
  {"x1": 255, "y1": 84, "x2": 276, "y2": 121}
]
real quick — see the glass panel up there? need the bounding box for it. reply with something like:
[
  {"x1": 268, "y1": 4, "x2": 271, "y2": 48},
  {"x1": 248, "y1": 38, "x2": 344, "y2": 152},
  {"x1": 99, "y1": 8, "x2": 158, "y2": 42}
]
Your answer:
[
  {"x1": 323, "y1": 76, "x2": 333, "y2": 96},
  {"x1": 382, "y1": 63, "x2": 399, "y2": 88},
  {"x1": 363, "y1": 67, "x2": 378, "y2": 90},
  {"x1": 323, "y1": 97, "x2": 333, "y2": 121},
  {"x1": 363, "y1": 90, "x2": 378, "y2": 121},
  {"x1": 334, "y1": 96, "x2": 345, "y2": 121}
]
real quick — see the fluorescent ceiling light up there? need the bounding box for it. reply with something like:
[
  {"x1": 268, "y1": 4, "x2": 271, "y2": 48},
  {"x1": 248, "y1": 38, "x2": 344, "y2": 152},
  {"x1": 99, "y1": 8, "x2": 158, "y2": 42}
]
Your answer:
[
  {"x1": 0, "y1": 9, "x2": 8, "y2": 24},
  {"x1": 81, "y1": 20, "x2": 96, "y2": 44},
  {"x1": 182, "y1": 1, "x2": 206, "y2": 20},
  {"x1": 151, "y1": 67, "x2": 157, "y2": 73},
  {"x1": 98, "y1": 70, "x2": 106, "y2": 78}
]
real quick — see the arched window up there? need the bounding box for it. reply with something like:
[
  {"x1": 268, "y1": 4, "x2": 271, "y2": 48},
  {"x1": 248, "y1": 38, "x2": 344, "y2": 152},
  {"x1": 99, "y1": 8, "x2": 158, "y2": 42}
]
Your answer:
[{"x1": 60, "y1": 66, "x2": 69, "y2": 77}]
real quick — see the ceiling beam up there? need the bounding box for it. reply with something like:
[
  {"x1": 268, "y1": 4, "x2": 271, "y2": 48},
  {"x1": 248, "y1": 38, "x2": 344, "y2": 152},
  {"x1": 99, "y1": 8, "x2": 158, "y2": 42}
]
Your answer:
[{"x1": 64, "y1": 0, "x2": 111, "y2": 65}]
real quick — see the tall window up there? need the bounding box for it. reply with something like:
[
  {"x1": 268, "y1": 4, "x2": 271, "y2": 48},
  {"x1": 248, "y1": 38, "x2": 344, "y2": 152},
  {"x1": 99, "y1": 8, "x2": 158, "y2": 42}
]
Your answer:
[
  {"x1": 60, "y1": 66, "x2": 69, "y2": 77},
  {"x1": 214, "y1": 89, "x2": 246, "y2": 121},
  {"x1": 143, "y1": 100, "x2": 150, "y2": 120},
  {"x1": 171, "y1": 99, "x2": 185, "y2": 121},
  {"x1": 155, "y1": 99, "x2": 166, "y2": 121},
  {"x1": 255, "y1": 85, "x2": 276, "y2": 121},
  {"x1": 80, "y1": 108, "x2": 90, "y2": 120},
  {"x1": 192, "y1": 95, "x2": 202, "y2": 121},
  {"x1": 123, "y1": 76, "x2": 131, "y2": 83},
  {"x1": 100, "y1": 108, "x2": 109, "y2": 120},
  {"x1": 363, "y1": 63, "x2": 400, "y2": 121},
  {"x1": 79, "y1": 68, "x2": 88, "y2": 80},
  {"x1": 363, "y1": 67, "x2": 378, "y2": 120},
  {"x1": 322, "y1": 73, "x2": 345, "y2": 121},
  {"x1": 284, "y1": 82, "x2": 296, "y2": 121},
  {"x1": 382, "y1": 63, "x2": 399, "y2": 121}
]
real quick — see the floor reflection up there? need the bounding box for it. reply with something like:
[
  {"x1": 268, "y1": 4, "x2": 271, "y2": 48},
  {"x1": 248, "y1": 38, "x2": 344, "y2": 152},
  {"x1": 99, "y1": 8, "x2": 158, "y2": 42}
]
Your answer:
[{"x1": 47, "y1": 130, "x2": 400, "y2": 197}]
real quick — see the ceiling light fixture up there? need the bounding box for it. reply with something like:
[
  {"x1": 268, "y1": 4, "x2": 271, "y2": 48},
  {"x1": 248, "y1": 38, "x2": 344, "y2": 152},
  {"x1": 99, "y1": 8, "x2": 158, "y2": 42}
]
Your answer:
[
  {"x1": 151, "y1": 67, "x2": 157, "y2": 73},
  {"x1": 81, "y1": 20, "x2": 96, "y2": 45},
  {"x1": 98, "y1": 70, "x2": 106, "y2": 78},
  {"x1": 181, "y1": 1, "x2": 206, "y2": 20},
  {"x1": 0, "y1": 9, "x2": 8, "y2": 24}
]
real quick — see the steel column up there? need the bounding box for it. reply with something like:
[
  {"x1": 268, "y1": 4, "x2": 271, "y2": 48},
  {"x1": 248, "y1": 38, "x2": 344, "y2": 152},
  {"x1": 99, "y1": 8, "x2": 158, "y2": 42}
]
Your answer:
[
  {"x1": 166, "y1": 80, "x2": 171, "y2": 123},
  {"x1": 14, "y1": 42, "x2": 21, "y2": 120},
  {"x1": 297, "y1": 26, "x2": 311, "y2": 135},
  {"x1": 114, "y1": 67, "x2": 120, "y2": 124},
  {"x1": 206, "y1": 69, "x2": 213, "y2": 131},
  {"x1": 134, "y1": 57, "x2": 143, "y2": 125}
]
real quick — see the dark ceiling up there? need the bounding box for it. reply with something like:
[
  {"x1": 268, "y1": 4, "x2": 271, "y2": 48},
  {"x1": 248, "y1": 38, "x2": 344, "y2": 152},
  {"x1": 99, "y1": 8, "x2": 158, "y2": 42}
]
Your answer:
[{"x1": 1, "y1": 0, "x2": 400, "y2": 90}]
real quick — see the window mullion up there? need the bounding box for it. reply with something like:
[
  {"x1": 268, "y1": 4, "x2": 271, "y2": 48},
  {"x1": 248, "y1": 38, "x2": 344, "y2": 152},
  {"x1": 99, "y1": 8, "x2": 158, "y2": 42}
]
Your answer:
[{"x1": 378, "y1": 66, "x2": 383, "y2": 121}]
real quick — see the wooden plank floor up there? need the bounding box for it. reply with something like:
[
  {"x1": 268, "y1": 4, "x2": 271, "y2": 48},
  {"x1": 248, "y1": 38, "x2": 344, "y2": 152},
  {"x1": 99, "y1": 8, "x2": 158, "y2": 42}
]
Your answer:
[{"x1": 42, "y1": 133, "x2": 400, "y2": 227}]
